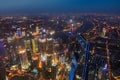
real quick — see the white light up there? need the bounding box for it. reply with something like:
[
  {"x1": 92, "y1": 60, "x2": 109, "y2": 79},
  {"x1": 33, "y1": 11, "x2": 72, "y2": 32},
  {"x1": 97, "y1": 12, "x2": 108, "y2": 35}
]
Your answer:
[
  {"x1": 27, "y1": 34, "x2": 30, "y2": 37},
  {"x1": 3, "y1": 45, "x2": 6, "y2": 47},
  {"x1": 70, "y1": 19, "x2": 73, "y2": 23},
  {"x1": 42, "y1": 29, "x2": 46, "y2": 33},
  {"x1": 72, "y1": 24, "x2": 74, "y2": 26},
  {"x1": 39, "y1": 38, "x2": 46, "y2": 43},
  {"x1": 50, "y1": 31, "x2": 55, "y2": 35},
  {"x1": 41, "y1": 54, "x2": 47, "y2": 61},
  {"x1": 103, "y1": 64, "x2": 107, "y2": 70},
  {"x1": 47, "y1": 38, "x2": 52, "y2": 41},
  {"x1": 19, "y1": 50, "x2": 26, "y2": 54},
  {"x1": 76, "y1": 75, "x2": 81, "y2": 79}
]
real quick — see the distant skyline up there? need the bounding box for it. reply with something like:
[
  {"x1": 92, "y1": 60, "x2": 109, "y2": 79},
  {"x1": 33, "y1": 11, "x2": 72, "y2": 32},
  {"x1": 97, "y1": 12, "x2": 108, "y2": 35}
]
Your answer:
[{"x1": 0, "y1": 0, "x2": 120, "y2": 15}]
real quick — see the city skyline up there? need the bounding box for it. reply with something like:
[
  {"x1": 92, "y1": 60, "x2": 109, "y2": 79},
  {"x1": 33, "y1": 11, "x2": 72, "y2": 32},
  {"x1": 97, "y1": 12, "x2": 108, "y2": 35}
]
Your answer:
[
  {"x1": 0, "y1": 6, "x2": 120, "y2": 79},
  {"x1": 0, "y1": 0, "x2": 120, "y2": 15}
]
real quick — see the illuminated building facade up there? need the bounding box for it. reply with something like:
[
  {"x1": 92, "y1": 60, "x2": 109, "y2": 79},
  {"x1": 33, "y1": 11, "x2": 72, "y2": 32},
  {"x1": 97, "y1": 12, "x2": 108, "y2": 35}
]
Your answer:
[
  {"x1": 32, "y1": 38, "x2": 38, "y2": 53},
  {"x1": 16, "y1": 28, "x2": 22, "y2": 37},
  {"x1": 18, "y1": 49, "x2": 30, "y2": 70}
]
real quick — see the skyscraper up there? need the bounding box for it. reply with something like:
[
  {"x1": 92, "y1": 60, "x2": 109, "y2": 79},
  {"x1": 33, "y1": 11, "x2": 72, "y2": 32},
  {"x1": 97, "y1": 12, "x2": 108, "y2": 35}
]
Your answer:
[{"x1": 18, "y1": 48, "x2": 30, "y2": 70}]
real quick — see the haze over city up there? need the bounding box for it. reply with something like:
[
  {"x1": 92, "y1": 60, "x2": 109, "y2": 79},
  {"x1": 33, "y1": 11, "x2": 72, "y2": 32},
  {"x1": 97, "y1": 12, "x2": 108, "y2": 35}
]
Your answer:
[{"x1": 0, "y1": 0, "x2": 120, "y2": 14}]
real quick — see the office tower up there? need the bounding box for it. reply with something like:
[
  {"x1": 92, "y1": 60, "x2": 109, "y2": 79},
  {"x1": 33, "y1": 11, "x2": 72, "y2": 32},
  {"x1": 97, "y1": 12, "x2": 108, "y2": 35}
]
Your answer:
[
  {"x1": 16, "y1": 28, "x2": 22, "y2": 37},
  {"x1": 32, "y1": 38, "x2": 38, "y2": 53},
  {"x1": 24, "y1": 32, "x2": 32, "y2": 51},
  {"x1": 36, "y1": 26, "x2": 39, "y2": 34},
  {"x1": 18, "y1": 49, "x2": 30, "y2": 70},
  {"x1": 22, "y1": 30, "x2": 26, "y2": 37},
  {"x1": 102, "y1": 28, "x2": 107, "y2": 37}
]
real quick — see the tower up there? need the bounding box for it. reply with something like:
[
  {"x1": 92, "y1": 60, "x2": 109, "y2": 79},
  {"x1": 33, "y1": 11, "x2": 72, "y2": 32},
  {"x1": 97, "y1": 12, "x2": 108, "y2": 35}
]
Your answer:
[{"x1": 18, "y1": 48, "x2": 30, "y2": 70}]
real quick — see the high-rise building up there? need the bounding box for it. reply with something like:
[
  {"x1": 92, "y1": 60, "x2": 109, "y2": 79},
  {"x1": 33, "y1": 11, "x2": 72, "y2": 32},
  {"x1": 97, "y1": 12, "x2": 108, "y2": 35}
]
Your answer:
[
  {"x1": 16, "y1": 28, "x2": 22, "y2": 37},
  {"x1": 22, "y1": 30, "x2": 26, "y2": 37},
  {"x1": 31, "y1": 39, "x2": 38, "y2": 53},
  {"x1": 24, "y1": 32, "x2": 32, "y2": 52},
  {"x1": 102, "y1": 28, "x2": 107, "y2": 37},
  {"x1": 18, "y1": 49, "x2": 30, "y2": 70},
  {"x1": 36, "y1": 26, "x2": 39, "y2": 34}
]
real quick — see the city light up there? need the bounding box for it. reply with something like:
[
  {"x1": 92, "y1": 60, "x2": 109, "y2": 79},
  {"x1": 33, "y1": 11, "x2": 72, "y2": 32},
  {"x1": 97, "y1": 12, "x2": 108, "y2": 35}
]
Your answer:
[
  {"x1": 70, "y1": 19, "x2": 73, "y2": 23},
  {"x1": 38, "y1": 60, "x2": 42, "y2": 68},
  {"x1": 0, "y1": 13, "x2": 120, "y2": 80},
  {"x1": 19, "y1": 49, "x2": 26, "y2": 54},
  {"x1": 47, "y1": 38, "x2": 52, "y2": 41},
  {"x1": 41, "y1": 54, "x2": 47, "y2": 62},
  {"x1": 39, "y1": 38, "x2": 46, "y2": 43},
  {"x1": 50, "y1": 31, "x2": 55, "y2": 35},
  {"x1": 42, "y1": 29, "x2": 46, "y2": 33},
  {"x1": 102, "y1": 64, "x2": 107, "y2": 70}
]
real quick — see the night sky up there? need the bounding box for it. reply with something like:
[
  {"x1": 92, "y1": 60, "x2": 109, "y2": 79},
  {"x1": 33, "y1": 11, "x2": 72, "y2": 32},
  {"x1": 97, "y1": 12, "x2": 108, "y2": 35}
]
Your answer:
[{"x1": 0, "y1": 0, "x2": 120, "y2": 14}]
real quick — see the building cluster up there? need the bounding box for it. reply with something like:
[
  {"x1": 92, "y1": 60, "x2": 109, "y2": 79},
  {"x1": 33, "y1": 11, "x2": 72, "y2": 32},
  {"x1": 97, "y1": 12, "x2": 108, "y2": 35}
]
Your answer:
[{"x1": 0, "y1": 14, "x2": 120, "y2": 80}]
